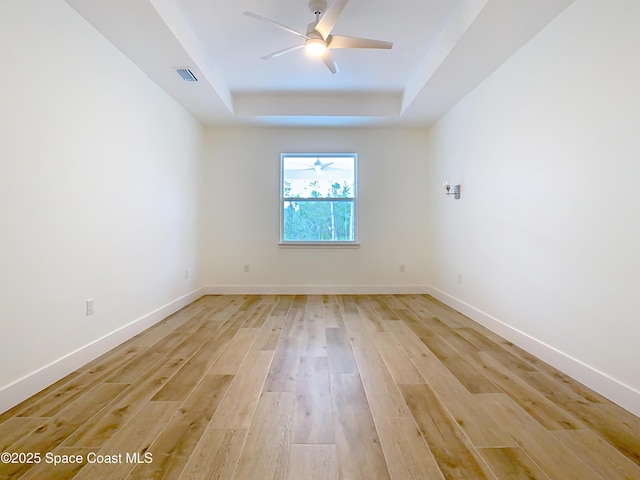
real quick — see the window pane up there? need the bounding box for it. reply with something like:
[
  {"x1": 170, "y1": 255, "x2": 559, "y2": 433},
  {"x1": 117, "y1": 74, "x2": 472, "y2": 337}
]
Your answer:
[
  {"x1": 283, "y1": 156, "x2": 355, "y2": 199},
  {"x1": 283, "y1": 200, "x2": 354, "y2": 242}
]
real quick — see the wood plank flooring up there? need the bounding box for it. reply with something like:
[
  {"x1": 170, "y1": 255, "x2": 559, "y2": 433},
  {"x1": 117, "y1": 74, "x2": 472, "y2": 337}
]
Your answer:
[{"x1": 1, "y1": 294, "x2": 639, "y2": 480}]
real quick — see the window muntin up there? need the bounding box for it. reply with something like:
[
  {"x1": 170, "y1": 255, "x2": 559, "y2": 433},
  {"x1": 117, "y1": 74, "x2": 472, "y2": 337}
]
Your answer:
[{"x1": 281, "y1": 154, "x2": 357, "y2": 244}]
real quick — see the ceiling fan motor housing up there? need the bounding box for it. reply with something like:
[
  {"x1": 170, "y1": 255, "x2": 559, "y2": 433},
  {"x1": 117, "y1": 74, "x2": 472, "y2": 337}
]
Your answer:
[{"x1": 306, "y1": 27, "x2": 323, "y2": 39}]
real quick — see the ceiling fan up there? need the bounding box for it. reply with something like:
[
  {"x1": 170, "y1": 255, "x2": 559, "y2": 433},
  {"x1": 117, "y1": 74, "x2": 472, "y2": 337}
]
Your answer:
[
  {"x1": 244, "y1": 0, "x2": 393, "y2": 74},
  {"x1": 307, "y1": 159, "x2": 334, "y2": 171}
]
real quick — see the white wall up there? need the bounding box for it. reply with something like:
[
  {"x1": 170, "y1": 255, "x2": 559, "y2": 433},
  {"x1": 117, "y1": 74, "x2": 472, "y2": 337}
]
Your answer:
[
  {"x1": 203, "y1": 127, "x2": 430, "y2": 293},
  {"x1": 0, "y1": 0, "x2": 205, "y2": 412},
  {"x1": 425, "y1": 0, "x2": 640, "y2": 415}
]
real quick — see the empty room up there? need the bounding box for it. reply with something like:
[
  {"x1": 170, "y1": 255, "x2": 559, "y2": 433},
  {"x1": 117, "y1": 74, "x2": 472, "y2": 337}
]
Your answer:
[{"x1": 1, "y1": 0, "x2": 639, "y2": 479}]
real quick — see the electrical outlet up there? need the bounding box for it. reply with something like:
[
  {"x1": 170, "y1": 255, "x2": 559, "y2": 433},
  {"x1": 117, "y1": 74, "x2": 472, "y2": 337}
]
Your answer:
[
  {"x1": 400, "y1": 264, "x2": 406, "y2": 273},
  {"x1": 457, "y1": 274, "x2": 462, "y2": 284},
  {"x1": 244, "y1": 264, "x2": 250, "y2": 273},
  {"x1": 184, "y1": 269, "x2": 189, "y2": 280},
  {"x1": 86, "y1": 299, "x2": 94, "y2": 316}
]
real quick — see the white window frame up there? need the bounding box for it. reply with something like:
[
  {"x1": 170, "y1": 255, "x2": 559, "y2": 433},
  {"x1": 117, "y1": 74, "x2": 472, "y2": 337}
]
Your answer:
[{"x1": 280, "y1": 153, "x2": 359, "y2": 246}]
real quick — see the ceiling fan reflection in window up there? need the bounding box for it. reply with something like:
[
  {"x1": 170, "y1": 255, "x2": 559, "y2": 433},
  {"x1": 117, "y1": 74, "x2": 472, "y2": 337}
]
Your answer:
[
  {"x1": 243, "y1": 0, "x2": 393, "y2": 74},
  {"x1": 284, "y1": 156, "x2": 353, "y2": 180},
  {"x1": 307, "y1": 159, "x2": 334, "y2": 172}
]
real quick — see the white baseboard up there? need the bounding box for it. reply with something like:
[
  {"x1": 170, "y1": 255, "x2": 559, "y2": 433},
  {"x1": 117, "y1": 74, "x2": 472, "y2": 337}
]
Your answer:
[
  {"x1": 426, "y1": 286, "x2": 640, "y2": 418},
  {"x1": 204, "y1": 284, "x2": 430, "y2": 295},
  {"x1": 0, "y1": 287, "x2": 206, "y2": 415}
]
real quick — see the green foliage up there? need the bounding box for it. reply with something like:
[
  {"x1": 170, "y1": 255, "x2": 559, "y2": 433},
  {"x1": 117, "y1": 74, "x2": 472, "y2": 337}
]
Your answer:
[{"x1": 283, "y1": 180, "x2": 354, "y2": 241}]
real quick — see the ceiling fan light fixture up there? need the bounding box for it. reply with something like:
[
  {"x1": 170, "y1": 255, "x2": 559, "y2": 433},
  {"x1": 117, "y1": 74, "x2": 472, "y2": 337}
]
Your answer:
[{"x1": 305, "y1": 38, "x2": 327, "y2": 57}]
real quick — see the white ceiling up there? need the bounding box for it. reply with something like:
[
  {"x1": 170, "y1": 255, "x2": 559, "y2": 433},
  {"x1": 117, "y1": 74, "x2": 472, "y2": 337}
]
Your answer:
[{"x1": 64, "y1": 0, "x2": 574, "y2": 127}]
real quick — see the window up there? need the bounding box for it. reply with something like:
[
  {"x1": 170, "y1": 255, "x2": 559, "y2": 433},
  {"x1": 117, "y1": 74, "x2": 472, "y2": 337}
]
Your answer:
[{"x1": 281, "y1": 153, "x2": 357, "y2": 245}]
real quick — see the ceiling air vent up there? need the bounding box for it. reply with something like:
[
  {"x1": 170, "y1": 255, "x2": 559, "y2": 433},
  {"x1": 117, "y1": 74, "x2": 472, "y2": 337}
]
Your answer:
[{"x1": 176, "y1": 68, "x2": 198, "y2": 82}]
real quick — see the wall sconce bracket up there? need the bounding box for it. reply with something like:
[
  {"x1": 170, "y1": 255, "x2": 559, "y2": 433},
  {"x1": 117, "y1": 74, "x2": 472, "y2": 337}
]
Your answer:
[{"x1": 444, "y1": 182, "x2": 461, "y2": 199}]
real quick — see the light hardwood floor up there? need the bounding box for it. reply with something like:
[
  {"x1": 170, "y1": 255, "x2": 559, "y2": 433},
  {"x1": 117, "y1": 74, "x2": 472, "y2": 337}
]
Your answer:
[{"x1": 1, "y1": 294, "x2": 639, "y2": 479}]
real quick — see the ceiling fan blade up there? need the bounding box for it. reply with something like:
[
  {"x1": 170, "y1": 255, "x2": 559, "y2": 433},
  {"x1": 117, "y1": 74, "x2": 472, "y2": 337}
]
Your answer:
[
  {"x1": 322, "y1": 51, "x2": 339, "y2": 74},
  {"x1": 328, "y1": 35, "x2": 393, "y2": 49},
  {"x1": 315, "y1": 0, "x2": 348, "y2": 39},
  {"x1": 243, "y1": 11, "x2": 309, "y2": 39},
  {"x1": 261, "y1": 44, "x2": 305, "y2": 60}
]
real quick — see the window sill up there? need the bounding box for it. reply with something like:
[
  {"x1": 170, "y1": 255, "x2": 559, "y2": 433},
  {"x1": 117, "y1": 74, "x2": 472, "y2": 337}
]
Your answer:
[{"x1": 278, "y1": 242, "x2": 360, "y2": 249}]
